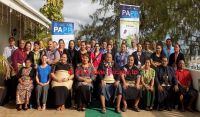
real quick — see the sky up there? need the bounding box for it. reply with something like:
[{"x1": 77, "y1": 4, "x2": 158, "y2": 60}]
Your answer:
[{"x1": 24, "y1": 0, "x2": 103, "y2": 30}]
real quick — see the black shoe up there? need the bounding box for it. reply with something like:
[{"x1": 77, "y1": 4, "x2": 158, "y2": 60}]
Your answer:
[
  {"x1": 145, "y1": 107, "x2": 150, "y2": 111},
  {"x1": 133, "y1": 106, "x2": 140, "y2": 112},
  {"x1": 167, "y1": 107, "x2": 172, "y2": 111},
  {"x1": 17, "y1": 107, "x2": 22, "y2": 111},
  {"x1": 158, "y1": 107, "x2": 164, "y2": 111},
  {"x1": 180, "y1": 107, "x2": 185, "y2": 112}
]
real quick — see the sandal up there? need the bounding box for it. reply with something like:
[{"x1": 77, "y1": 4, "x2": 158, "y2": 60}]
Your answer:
[
  {"x1": 37, "y1": 106, "x2": 42, "y2": 111},
  {"x1": 24, "y1": 105, "x2": 28, "y2": 111},
  {"x1": 17, "y1": 105, "x2": 22, "y2": 111},
  {"x1": 42, "y1": 105, "x2": 46, "y2": 111},
  {"x1": 122, "y1": 104, "x2": 127, "y2": 112},
  {"x1": 101, "y1": 107, "x2": 106, "y2": 114},
  {"x1": 133, "y1": 106, "x2": 140, "y2": 112},
  {"x1": 60, "y1": 105, "x2": 65, "y2": 111},
  {"x1": 57, "y1": 106, "x2": 61, "y2": 111}
]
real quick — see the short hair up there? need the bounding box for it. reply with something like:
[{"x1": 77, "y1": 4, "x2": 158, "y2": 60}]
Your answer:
[
  {"x1": 81, "y1": 53, "x2": 90, "y2": 62},
  {"x1": 137, "y1": 43, "x2": 142, "y2": 46},
  {"x1": 8, "y1": 37, "x2": 15, "y2": 42},
  {"x1": 162, "y1": 56, "x2": 168, "y2": 60},
  {"x1": 95, "y1": 43, "x2": 100, "y2": 46},
  {"x1": 25, "y1": 41, "x2": 31, "y2": 47},
  {"x1": 121, "y1": 43, "x2": 127, "y2": 47},
  {"x1": 107, "y1": 44, "x2": 112, "y2": 47},
  {"x1": 25, "y1": 58, "x2": 32, "y2": 63},
  {"x1": 61, "y1": 53, "x2": 68, "y2": 58},
  {"x1": 128, "y1": 55, "x2": 134, "y2": 60},
  {"x1": 58, "y1": 39, "x2": 65, "y2": 43},
  {"x1": 144, "y1": 40, "x2": 150, "y2": 44},
  {"x1": 81, "y1": 41, "x2": 86, "y2": 44},
  {"x1": 145, "y1": 57, "x2": 151, "y2": 62},
  {"x1": 34, "y1": 41, "x2": 40, "y2": 45}
]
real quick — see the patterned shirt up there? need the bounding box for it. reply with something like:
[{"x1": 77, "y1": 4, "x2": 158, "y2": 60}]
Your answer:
[
  {"x1": 141, "y1": 68, "x2": 155, "y2": 84},
  {"x1": 114, "y1": 52, "x2": 129, "y2": 68}
]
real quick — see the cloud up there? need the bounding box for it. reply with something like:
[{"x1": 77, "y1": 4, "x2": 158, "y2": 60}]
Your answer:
[{"x1": 25, "y1": 0, "x2": 102, "y2": 30}]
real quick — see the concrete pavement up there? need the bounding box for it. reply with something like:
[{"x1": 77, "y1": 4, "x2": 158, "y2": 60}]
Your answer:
[{"x1": 0, "y1": 104, "x2": 199, "y2": 117}]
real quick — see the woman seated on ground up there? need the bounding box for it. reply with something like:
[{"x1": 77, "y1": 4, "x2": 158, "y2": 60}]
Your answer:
[
  {"x1": 75, "y1": 53, "x2": 95, "y2": 111},
  {"x1": 141, "y1": 58, "x2": 155, "y2": 111},
  {"x1": 50, "y1": 54, "x2": 74, "y2": 111},
  {"x1": 98, "y1": 53, "x2": 122, "y2": 113},
  {"x1": 121, "y1": 55, "x2": 142, "y2": 112},
  {"x1": 16, "y1": 59, "x2": 36, "y2": 111},
  {"x1": 35, "y1": 55, "x2": 51, "y2": 110}
]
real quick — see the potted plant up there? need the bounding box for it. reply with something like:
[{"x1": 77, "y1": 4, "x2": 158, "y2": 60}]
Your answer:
[{"x1": 0, "y1": 55, "x2": 11, "y2": 105}]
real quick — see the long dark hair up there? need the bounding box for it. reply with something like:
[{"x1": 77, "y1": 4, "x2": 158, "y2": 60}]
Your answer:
[{"x1": 68, "y1": 40, "x2": 75, "y2": 50}]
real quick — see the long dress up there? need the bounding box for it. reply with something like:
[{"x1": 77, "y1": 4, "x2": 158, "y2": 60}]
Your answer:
[
  {"x1": 141, "y1": 68, "x2": 155, "y2": 107},
  {"x1": 75, "y1": 63, "x2": 95, "y2": 106},
  {"x1": 16, "y1": 67, "x2": 35, "y2": 104},
  {"x1": 51, "y1": 62, "x2": 73, "y2": 106}
]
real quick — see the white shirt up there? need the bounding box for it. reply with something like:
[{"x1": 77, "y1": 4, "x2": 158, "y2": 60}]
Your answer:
[
  {"x1": 127, "y1": 47, "x2": 137, "y2": 55},
  {"x1": 3, "y1": 46, "x2": 18, "y2": 62}
]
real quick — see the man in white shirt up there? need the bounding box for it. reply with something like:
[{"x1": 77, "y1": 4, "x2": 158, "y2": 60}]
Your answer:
[
  {"x1": 127, "y1": 39, "x2": 137, "y2": 55},
  {"x1": 3, "y1": 37, "x2": 18, "y2": 63}
]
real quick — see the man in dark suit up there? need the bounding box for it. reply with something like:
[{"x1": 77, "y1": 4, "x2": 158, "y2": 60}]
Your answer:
[{"x1": 155, "y1": 57, "x2": 179, "y2": 111}]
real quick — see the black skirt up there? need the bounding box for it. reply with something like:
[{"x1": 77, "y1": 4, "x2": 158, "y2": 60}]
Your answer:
[
  {"x1": 52, "y1": 86, "x2": 68, "y2": 106},
  {"x1": 77, "y1": 85, "x2": 92, "y2": 105},
  {"x1": 123, "y1": 86, "x2": 142, "y2": 100}
]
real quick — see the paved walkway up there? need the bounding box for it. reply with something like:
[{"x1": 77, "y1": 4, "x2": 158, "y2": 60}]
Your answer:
[{"x1": 0, "y1": 104, "x2": 199, "y2": 117}]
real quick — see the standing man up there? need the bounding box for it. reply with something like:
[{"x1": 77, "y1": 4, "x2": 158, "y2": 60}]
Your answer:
[
  {"x1": 143, "y1": 40, "x2": 153, "y2": 58},
  {"x1": 3, "y1": 37, "x2": 18, "y2": 63},
  {"x1": 75, "y1": 38, "x2": 81, "y2": 51},
  {"x1": 163, "y1": 38, "x2": 174, "y2": 58},
  {"x1": 3, "y1": 37, "x2": 17, "y2": 102},
  {"x1": 100, "y1": 41, "x2": 107, "y2": 54},
  {"x1": 127, "y1": 39, "x2": 137, "y2": 55},
  {"x1": 43, "y1": 40, "x2": 60, "y2": 65},
  {"x1": 10, "y1": 39, "x2": 27, "y2": 100},
  {"x1": 114, "y1": 43, "x2": 129, "y2": 68}
]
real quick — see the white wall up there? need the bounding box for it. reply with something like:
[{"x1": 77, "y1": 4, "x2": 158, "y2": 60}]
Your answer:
[{"x1": 0, "y1": 22, "x2": 10, "y2": 55}]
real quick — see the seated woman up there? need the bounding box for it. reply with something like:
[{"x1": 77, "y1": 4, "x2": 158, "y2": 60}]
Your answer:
[
  {"x1": 16, "y1": 59, "x2": 36, "y2": 111},
  {"x1": 99, "y1": 53, "x2": 122, "y2": 113},
  {"x1": 36, "y1": 55, "x2": 51, "y2": 110},
  {"x1": 176, "y1": 60, "x2": 198, "y2": 112},
  {"x1": 50, "y1": 54, "x2": 74, "y2": 111},
  {"x1": 75, "y1": 53, "x2": 95, "y2": 111},
  {"x1": 141, "y1": 58, "x2": 155, "y2": 111},
  {"x1": 121, "y1": 55, "x2": 142, "y2": 112}
]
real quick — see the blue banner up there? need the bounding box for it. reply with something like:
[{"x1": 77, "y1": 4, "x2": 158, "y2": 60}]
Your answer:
[
  {"x1": 52, "y1": 22, "x2": 74, "y2": 35},
  {"x1": 120, "y1": 4, "x2": 140, "y2": 19}
]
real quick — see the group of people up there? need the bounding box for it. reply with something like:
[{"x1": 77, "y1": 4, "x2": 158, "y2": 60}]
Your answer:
[{"x1": 3, "y1": 36, "x2": 198, "y2": 113}]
